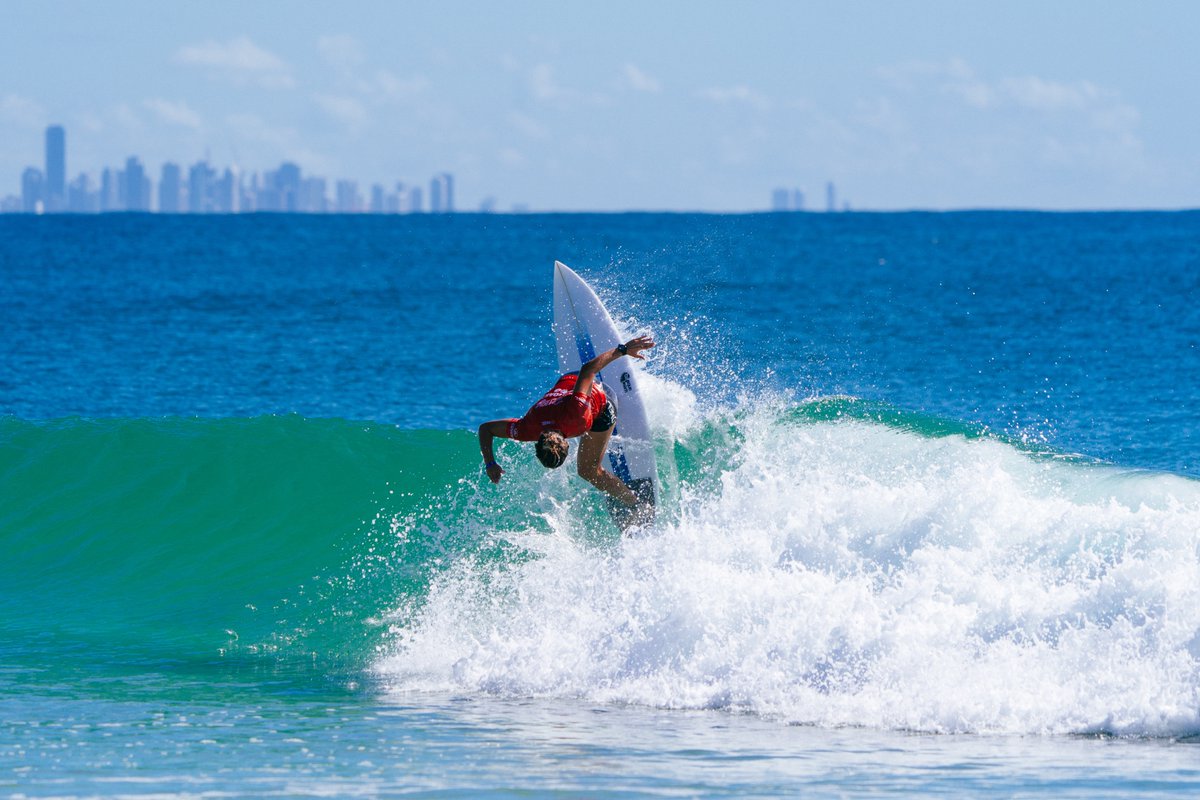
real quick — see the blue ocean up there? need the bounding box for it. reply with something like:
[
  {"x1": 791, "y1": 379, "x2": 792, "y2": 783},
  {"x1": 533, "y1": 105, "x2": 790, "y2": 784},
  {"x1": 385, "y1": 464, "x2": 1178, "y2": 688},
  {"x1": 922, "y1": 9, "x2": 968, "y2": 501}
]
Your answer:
[{"x1": 2, "y1": 212, "x2": 1199, "y2": 797}]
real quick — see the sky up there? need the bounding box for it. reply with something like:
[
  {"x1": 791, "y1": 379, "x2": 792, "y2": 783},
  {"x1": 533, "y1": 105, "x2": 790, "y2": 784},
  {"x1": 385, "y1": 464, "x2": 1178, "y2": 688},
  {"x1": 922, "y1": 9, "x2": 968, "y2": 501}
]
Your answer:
[{"x1": 2, "y1": 1, "x2": 1198, "y2": 211}]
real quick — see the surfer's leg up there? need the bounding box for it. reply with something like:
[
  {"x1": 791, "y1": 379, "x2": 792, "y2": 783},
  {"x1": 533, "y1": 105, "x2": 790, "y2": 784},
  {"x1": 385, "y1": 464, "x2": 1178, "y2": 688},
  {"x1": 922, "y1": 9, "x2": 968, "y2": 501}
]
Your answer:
[{"x1": 576, "y1": 429, "x2": 637, "y2": 507}]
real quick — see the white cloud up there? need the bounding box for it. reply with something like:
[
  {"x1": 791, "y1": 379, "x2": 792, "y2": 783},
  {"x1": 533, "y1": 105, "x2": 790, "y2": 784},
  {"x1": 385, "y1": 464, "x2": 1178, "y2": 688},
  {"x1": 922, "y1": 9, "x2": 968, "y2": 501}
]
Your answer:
[
  {"x1": 508, "y1": 111, "x2": 549, "y2": 140},
  {"x1": 882, "y1": 58, "x2": 1118, "y2": 116},
  {"x1": 523, "y1": 62, "x2": 611, "y2": 107},
  {"x1": 111, "y1": 103, "x2": 143, "y2": 131},
  {"x1": 623, "y1": 63, "x2": 661, "y2": 93},
  {"x1": 878, "y1": 57, "x2": 974, "y2": 89},
  {"x1": 499, "y1": 147, "x2": 527, "y2": 167},
  {"x1": 696, "y1": 85, "x2": 770, "y2": 110},
  {"x1": 78, "y1": 112, "x2": 104, "y2": 134},
  {"x1": 952, "y1": 81, "x2": 998, "y2": 110},
  {"x1": 175, "y1": 37, "x2": 294, "y2": 89},
  {"x1": 530, "y1": 63, "x2": 561, "y2": 101},
  {"x1": 317, "y1": 34, "x2": 366, "y2": 72},
  {"x1": 1000, "y1": 76, "x2": 1099, "y2": 111},
  {"x1": 143, "y1": 98, "x2": 202, "y2": 129},
  {"x1": 0, "y1": 94, "x2": 46, "y2": 128},
  {"x1": 375, "y1": 70, "x2": 430, "y2": 100},
  {"x1": 312, "y1": 93, "x2": 369, "y2": 129}
]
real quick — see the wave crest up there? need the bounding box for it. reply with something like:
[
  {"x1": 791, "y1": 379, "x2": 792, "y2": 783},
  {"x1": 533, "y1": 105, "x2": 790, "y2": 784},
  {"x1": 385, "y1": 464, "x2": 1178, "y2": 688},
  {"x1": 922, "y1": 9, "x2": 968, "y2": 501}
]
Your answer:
[{"x1": 376, "y1": 381, "x2": 1200, "y2": 737}]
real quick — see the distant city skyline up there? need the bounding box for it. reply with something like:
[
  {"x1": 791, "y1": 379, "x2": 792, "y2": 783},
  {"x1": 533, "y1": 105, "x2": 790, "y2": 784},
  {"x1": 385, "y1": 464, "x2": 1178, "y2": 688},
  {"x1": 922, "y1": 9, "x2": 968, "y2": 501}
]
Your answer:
[
  {"x1": 2, "y1": 2, "x2": 1198, "y2": 211},
  {"x1": 7, "y1": 124, "x2": 850, "y2": 215},
  {"x1": 5, "y1": 124, "x2": 463, "y2": 214}
]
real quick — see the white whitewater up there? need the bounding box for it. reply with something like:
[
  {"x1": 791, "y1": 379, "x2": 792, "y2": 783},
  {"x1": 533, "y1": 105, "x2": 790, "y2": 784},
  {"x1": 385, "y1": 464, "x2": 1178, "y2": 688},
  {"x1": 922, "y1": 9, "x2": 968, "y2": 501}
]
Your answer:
[{"x1": 377, "y1": 374, "x2": 1200, "y2": 737}]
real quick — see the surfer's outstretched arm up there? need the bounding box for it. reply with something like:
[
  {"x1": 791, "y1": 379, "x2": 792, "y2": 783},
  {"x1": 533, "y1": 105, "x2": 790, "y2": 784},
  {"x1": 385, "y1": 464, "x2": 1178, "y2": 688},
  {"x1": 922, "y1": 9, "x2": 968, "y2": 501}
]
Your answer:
[
  {"x1": 575, "y1": 335, "x2": 655, "y2": 397},
  {"x1": 478, "y1": 420, "x2": 510, "y2": 483}
]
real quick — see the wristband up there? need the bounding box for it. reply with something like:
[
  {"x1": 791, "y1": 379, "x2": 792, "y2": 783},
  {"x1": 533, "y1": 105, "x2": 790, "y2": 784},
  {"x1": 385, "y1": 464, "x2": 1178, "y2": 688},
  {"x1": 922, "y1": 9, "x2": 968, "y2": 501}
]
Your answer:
[{"x1": 616, "y1": 343, "x2": 628, "y2": 356}]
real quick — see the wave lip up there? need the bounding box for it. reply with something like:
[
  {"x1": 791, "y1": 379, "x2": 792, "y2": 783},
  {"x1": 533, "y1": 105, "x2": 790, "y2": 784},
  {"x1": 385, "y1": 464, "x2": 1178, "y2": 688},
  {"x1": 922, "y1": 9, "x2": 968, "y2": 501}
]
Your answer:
[{"x1": 376, "y1": 388, "x2": 1200, "y2": 737}]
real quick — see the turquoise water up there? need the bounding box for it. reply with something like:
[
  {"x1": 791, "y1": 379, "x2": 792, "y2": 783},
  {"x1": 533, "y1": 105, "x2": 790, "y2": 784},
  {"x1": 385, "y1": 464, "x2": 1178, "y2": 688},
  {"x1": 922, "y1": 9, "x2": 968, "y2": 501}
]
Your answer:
[{"x1": 3, "y1": 213, "x2": 1200, "y2": 796}]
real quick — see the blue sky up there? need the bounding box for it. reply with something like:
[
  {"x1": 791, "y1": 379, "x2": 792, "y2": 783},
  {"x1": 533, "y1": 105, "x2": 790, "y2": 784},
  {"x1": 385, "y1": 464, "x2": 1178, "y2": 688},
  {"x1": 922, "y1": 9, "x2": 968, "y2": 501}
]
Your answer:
[{"x1": 3, "y1": 1, "x2": 1198, "y2": 211}]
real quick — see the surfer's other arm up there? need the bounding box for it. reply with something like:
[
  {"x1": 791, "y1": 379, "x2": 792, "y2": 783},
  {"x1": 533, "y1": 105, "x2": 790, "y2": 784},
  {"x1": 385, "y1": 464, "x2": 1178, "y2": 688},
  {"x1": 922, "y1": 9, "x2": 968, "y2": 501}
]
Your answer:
[
  {"x1": 574, "y1": 335, "x2": 655, "y2": 397},
  {"x1": 478, "y1": 420, "x2": 510, "y2": 483}
]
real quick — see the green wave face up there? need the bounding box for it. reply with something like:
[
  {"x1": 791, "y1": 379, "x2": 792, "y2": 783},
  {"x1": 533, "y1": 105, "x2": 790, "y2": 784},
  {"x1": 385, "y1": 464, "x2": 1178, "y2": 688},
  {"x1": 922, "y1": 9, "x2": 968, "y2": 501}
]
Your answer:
[{"x1": 0, "y1": 416, "x2": 483, "y2": 673}]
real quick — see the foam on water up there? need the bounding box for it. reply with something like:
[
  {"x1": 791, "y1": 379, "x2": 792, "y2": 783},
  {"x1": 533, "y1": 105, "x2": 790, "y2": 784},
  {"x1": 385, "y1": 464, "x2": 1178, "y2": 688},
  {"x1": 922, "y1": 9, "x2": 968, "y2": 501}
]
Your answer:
[{"x1": 376, "y1": 375, "x2": 1200, "y2": 737}]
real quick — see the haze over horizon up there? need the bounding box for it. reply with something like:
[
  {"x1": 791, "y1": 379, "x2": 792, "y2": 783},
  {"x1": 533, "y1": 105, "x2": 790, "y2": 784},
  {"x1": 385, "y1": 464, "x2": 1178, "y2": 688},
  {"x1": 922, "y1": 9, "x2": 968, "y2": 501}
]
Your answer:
[{"x1": 3, "y1": 1, "x2": 1198, "y2": 212}]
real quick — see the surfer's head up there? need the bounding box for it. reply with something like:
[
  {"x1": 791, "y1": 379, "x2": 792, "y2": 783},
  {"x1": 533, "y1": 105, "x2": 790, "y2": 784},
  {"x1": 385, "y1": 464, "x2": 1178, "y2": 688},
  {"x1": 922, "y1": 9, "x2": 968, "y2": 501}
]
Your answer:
[{"x1": 535, "y1": 431, "x2": 569, "y2": 469}]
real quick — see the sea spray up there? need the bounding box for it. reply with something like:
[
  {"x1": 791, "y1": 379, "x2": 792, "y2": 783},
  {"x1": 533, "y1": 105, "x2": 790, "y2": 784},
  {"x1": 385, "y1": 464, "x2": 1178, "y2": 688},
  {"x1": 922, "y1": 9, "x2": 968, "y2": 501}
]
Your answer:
[{"x1": 375, "y1": 377, "x2": 1200, "y2": 737}]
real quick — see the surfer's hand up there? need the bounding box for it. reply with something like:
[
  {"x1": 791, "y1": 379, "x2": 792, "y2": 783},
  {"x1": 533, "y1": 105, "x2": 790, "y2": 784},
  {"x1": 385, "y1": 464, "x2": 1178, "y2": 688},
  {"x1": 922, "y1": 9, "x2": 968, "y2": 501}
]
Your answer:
[
  {"x1": 486, "y1": 462, "x2": 504, "y2": 484},
  {"x1": 624, "y1": 335, "x2": 655, "y2": 360}
]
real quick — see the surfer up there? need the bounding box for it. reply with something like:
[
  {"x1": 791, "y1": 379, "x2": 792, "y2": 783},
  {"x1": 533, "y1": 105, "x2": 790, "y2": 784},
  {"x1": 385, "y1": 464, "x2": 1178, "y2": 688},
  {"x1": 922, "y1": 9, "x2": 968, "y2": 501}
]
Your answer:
[{"x1": 478, "y1": 335, "x2": 655, "y2": 507}]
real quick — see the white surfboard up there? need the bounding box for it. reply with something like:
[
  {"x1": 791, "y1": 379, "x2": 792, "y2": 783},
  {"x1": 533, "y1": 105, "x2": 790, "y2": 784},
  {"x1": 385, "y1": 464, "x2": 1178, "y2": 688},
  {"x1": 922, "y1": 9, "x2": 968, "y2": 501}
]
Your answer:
[{"x1": 552, "y1": 261, "x2": 656, "y2": 529}]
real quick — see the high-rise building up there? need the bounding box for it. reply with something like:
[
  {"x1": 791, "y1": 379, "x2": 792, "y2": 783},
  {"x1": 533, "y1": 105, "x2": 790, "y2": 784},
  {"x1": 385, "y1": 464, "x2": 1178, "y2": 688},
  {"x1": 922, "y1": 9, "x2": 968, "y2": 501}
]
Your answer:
[
  {"x1": 160, "y1": 163, "x2": 183, "y2": 213},
  {"x1": 44, "y1": 126, "x2": 65, "y2": 212},
  {"x1": 300, "y1": 177, "x2": 328, "y2": 212},
  {"x1": 274, "y1": 162, "x2": 301, "y2": 212},
  {"x1": 429, "y1": 177, "x2": 442, "y2": 213},
  {"x1": 369, "y1": 184, "x2": 385, "y2": 213},
  {"x1": 122, "y1": 157, "x2": 150, "y2": 211},
  {"x1": 100, "y1": 168, "x2": 118, "y2": 212},
  {"x1": 21, "y1": 167, "x2": 44, "y2": 213},
  {"x1": 189, "y1": 161, "x2": 216, "y2": 212},
  {"x1": 240, "y1": 174, "x2": 258, "y2": 212},
  {"x1": 213, "y1": 167, "x2": 238, "y2": 213},
  {"x1": 336, "y1": 180, "x2": 359, "y2": 213},
  {"x1": 68, "y1": 173, "x2": 98, "y2": 213},
  {"x1": 428, "y1": 173, "x2": 454, "y2": 213},
  {"x1": 256, "y1": 168, "x2": 280, "y2": 211},
  {"x1": 408, "y1": 185, "x2": 423, "y2": 213},
  {"x1": 771, "y1": 187, "x2": 806, "y2": 212},
  {"x1": 826, "y1": 182, "x2": 836, "y2": 213}
]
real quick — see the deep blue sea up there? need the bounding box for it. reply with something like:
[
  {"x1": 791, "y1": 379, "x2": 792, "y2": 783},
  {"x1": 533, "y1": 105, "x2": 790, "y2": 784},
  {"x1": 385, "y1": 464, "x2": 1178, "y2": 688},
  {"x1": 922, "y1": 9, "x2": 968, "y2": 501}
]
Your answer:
[{"x1": 2, "y1": 212, "x2": 1200, "y2": 797}]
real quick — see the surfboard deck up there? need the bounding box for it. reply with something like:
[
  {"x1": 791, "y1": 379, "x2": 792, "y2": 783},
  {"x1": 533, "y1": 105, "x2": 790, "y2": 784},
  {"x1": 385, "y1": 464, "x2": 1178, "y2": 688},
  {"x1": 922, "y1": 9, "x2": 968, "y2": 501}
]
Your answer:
[{"x1": 552, "y1": 261, "x2": 656, "y2": 531}]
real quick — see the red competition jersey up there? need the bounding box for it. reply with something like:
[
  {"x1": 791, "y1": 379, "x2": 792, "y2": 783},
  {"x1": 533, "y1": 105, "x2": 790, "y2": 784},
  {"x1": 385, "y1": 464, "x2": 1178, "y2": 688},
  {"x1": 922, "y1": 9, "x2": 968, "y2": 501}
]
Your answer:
[{"x1": 507, "y1": 374, "x2": 607, "y2": 441}]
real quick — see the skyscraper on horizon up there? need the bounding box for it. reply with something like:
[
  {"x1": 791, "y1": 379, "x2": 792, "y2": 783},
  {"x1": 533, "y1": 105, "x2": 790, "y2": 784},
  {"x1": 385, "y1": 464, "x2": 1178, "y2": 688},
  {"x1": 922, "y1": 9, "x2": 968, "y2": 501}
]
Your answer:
[
  {"x1": 45, "y1": 126, "x2": 65, "y2": 212},
  {"x1": 770, "y1": 186, "x2": 805, "y2": 212},
  {"x1": 189, "y1": 160, "x2": 215, "y2": 213},
  {"x1": 429, "y1": 173, "x2": 454, "y2": 213},
  {"x1": 122, "y1": 156, "x2": 150, "y2": 211},
  {"x1": 826, "y1": 182, "x2": 836, "y2": 212},
  {"x1": 160, "y1": 163, "x2": 182, "y2": 213},
  {"x1": 100, "y1": 168, "x2": 117, "y2": 212},
  {"x1": 275, "y1": 162, "x2": 301, "y2": 212},
  {"x1": 21, "y1": 167, "x2": 44, "y2": 213}
]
